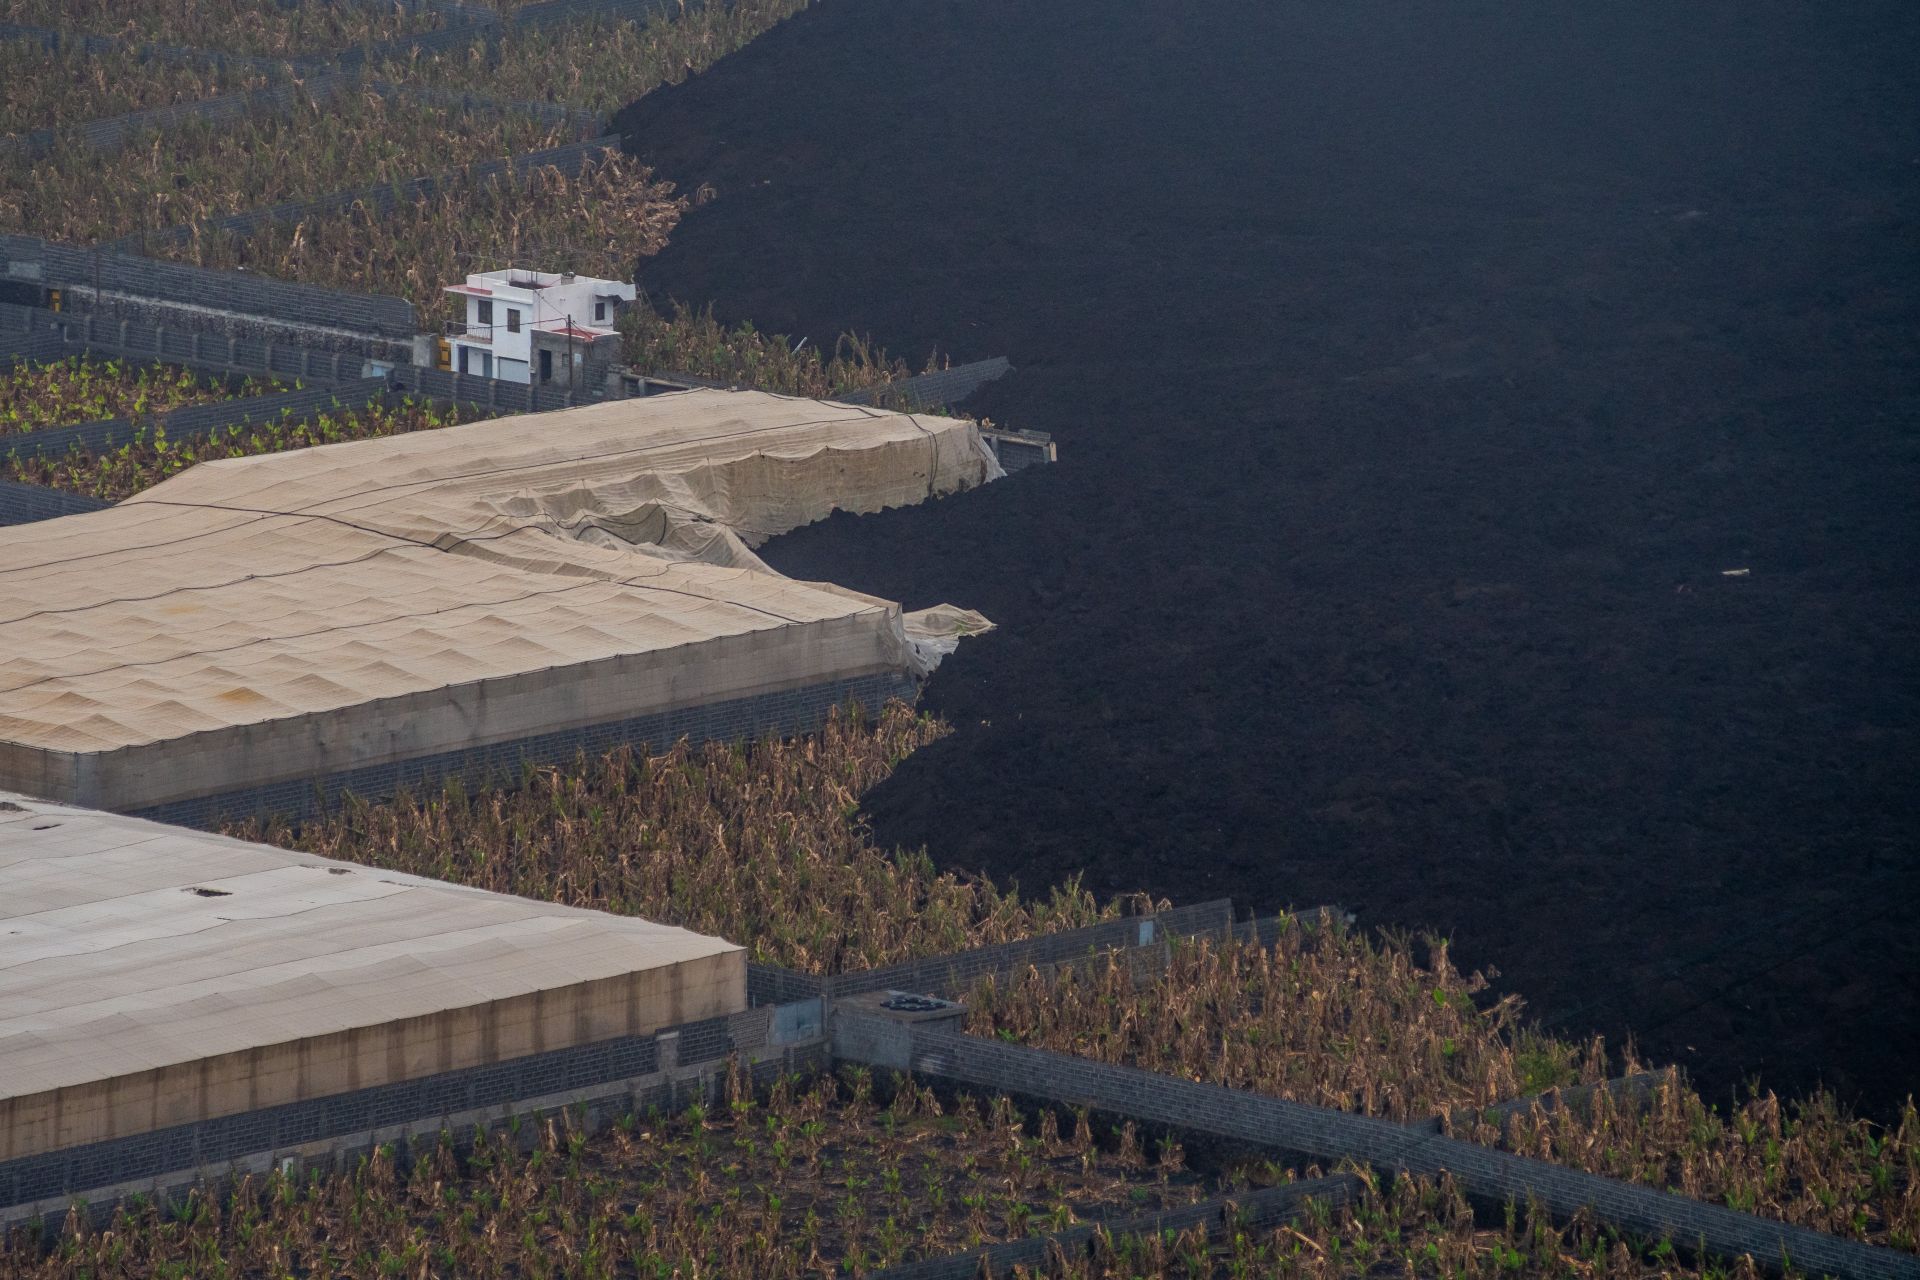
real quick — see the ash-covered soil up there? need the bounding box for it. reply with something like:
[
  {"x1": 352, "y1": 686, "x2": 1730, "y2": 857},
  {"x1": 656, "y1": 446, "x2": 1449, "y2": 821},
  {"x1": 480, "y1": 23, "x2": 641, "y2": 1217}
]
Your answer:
[{"x1": 617, "y1": 0, "x2": 1920, "y2": 1112}]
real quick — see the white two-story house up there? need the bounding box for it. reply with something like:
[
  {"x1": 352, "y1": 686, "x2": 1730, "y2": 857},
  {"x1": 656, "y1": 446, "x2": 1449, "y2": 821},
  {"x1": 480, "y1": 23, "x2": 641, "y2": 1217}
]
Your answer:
[{"x1": 444, "y1": 268, "x2": 637, "y2": 385}]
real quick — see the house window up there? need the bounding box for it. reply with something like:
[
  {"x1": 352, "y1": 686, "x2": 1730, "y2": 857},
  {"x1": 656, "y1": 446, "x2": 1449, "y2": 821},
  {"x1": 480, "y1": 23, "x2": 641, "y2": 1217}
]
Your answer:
[
  {"x1": 594, "y1": 299, "x2": 606, "y2": 323},
  {"x1": 507, "y1": 308, "x2": 521, "y2": 334},
  {"x1": 476, "y1": 299, "x2": 493, "y2": 327}
]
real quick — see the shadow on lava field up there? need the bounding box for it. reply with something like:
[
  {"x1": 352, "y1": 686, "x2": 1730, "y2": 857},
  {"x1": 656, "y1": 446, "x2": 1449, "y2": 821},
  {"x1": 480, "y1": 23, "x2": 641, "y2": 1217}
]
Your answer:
[{"x1": 615, "y1": 0, "x2": 1920, "y2": 1113}]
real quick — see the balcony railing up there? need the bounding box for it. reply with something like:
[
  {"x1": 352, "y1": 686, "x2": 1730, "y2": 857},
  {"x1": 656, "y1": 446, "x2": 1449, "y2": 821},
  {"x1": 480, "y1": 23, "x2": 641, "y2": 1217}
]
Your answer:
[{"x1": 446, "y1": 320, "x2": 518, "y2": 343}]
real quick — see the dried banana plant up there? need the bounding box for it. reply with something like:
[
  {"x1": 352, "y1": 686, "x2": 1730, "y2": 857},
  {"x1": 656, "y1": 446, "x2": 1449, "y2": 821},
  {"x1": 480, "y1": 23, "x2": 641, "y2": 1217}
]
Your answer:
[
  {"x1": 383, "y1": 0, "x2": 811, "y2": 115},
  {"x1": 232, "y1": 702, "x2": 1135, "y2": 974},
  {"x1": 0, "y1": 39, "x2": 271, "y2": 136},
  {"x1": 0, "y1": 0, "x2": 441, "y2": 59},
  {"x1": 969, "y1": 923, "x2": 1919, "y2": 1251},
  {"x1": 166, "y1": 150, "x2": 685, "y2": 327},
  {"x1": 0, "y1": 87, "x2": 576, "y2": 245},
  {"x1": 0, "y1": 1071, "x2": 1225, "y2": 1278},
  {"x1": 618, "y1": 299, "x2": 922, "y2": 398}
]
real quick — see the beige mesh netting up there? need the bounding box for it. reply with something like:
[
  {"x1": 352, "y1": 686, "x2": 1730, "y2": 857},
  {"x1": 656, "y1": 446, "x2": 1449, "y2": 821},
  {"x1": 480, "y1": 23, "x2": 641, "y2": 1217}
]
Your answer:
[{"x1": 0, "y1": 390, "x2": 1002, "y2": 808}]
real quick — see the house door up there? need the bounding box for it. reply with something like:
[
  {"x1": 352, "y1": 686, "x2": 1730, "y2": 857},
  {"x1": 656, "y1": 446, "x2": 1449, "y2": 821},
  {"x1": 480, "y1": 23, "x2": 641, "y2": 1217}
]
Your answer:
[
  {"x1": 457, "y1": 345, "x2": 470, "y2": 375},
  {"x1": 538, "y1": 349, "x2": 553, "y2": 383}
]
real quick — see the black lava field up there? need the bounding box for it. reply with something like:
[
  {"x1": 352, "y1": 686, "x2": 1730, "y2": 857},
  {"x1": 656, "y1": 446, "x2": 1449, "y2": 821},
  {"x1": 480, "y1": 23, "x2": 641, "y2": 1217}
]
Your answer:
[{"x1": 617, "y1": 0, "x2": 1920, "y2": 1113}]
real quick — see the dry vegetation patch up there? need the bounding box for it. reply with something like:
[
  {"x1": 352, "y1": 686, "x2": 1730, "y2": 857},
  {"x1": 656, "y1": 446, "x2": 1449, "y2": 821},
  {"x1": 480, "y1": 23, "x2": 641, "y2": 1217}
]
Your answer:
[
  {"x1": 617, "y1": 297, "x2": 924, "y2": 398},
  {"x1": 966, "y1": 923, "x2": 1599, "y2": 1124},
  {"x1": 969, "y1": 928, "x2": 1919, "y2": 1252},
  {"x1": 383, "y1": 0, "x2": 810, "y2": 116},
  {"x1": 0, "y1": 1, "x2": 822, "y2": 333},
  {"x1": 0, "y1": 696, "x2": 1905, "y2": 1272},
  {"x1": 229, "y1": 705, "x2": 1916, "y2": 1254},
  {"x1": 998, "y1": 1172, "x2": 1795, "y2": 1280},
  {"x1": 232, "y1": 703, "x2": 1139, "y2": 973},
  {"x1": 0, "y1": 89, "x2": 578, "y2": 245},
  {"x1": 0, "y1": 1074, "x2": 1880, "y2": 1279},
  {"x1": 0, "y1": 0, "x2": 441, "y2": 58},
  {"x1": 160, "y1": 0, "x2": 820, "y2": 321},
  {"x1": 167, "y1": 150, "x2": 684, "y2": 328},
  {"x1": 1477, "y1": 1086, "x2": 1920, "y2": 1252},
  {"x1": 0, "y1": 41, "x2": 271, "y2": 136},
  {"x1": 0, "y1": 1068, "x2": 1227, "y2": 1278}
]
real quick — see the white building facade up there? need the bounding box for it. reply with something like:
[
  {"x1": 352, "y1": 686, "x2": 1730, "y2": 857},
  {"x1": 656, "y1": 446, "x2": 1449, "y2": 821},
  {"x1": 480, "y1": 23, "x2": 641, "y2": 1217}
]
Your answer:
[{"x1": 445, "y1": 268, "x2": 637, "y2": 385}]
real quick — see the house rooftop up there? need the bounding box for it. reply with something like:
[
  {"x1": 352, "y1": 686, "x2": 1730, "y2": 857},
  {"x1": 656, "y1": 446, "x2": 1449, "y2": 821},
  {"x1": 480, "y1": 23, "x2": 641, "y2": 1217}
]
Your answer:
[
  {"x1": 444, "y1": 269, "x2": 637, "y2": 303},
  {"x1": 538, "y1": 322, "x2": 618, "y2": 341}
]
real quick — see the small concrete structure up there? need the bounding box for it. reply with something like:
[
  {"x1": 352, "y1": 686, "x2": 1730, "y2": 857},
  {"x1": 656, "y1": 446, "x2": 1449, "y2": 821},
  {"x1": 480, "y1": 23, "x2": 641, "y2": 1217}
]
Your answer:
[
  {"x1": 828, "y1": 990, "x2": 966, "y2": 1071},
  {"x1": 0, "y1": 793, "x2": 745, "y2": 1165},
  {"x1": 445, "y1": 267, "x2": 634, "y2": 385}
]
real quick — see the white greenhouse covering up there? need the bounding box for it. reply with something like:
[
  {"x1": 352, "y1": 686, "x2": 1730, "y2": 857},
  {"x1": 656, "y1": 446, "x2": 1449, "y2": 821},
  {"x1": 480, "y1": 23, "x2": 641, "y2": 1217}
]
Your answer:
[
  {"x1": 0, "y1": 791, "x2": 743, "y2": 1161},
  {"x1": 0, "y1": 390, "x2": 1002, "y2": 817}
]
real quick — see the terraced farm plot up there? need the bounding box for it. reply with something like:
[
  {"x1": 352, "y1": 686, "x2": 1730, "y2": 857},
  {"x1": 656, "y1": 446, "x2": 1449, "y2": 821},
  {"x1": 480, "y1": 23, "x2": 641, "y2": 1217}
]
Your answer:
[
  {"x1": 0, "y1": 688, "x2": 1907, "y2": 1273},
  {"x1": 0, "y1": 0, "x2": 442, "y2": 58},
  {"x1": 0, "y1": 88, "x2": 578, "y2": 245},
  {"x1": 0, "y1": 1070, "x2": 1227, "y2": 1278},
  {"x1": 3, "y1": 394, "x2": 477, "y2": 501},
  {"x1": 966, "y1": 923, "x2": 1586, "y2": 1126},
  {"x1": 0, "y1": 1062, "x2": 1887, "y2": 1278},
  {"x1": 165, "y1": 149, "x2": 684, "y2": 328},
  {"x1": 1471, "y1": 1086, "x2": 1920, "y2": 1253},
  {"x1": 232, "y1": 703, "x2": 1131, "y2": 974},
  {"x1": 385, "y1": 0, "x2": 809, "y2": 115},
  {"x1": 222, "y1": 698, "x2": 1919, "y2": 1256},
  {"x1": 968, "y1": 929, "x2": 1920, "y2": 1254},
  {"x1": 0, "y1": 355, "x2": 274, "y2": 436},
  {"x1": 0, "y1": 40, "x2": 272, "y2": 136},
  {"x1": 157, "y1": 0, "x2": 821, "y2": 318},
  {"x1": 977, "y1": 1174, "x2": 1800, "y2": 1280}
]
